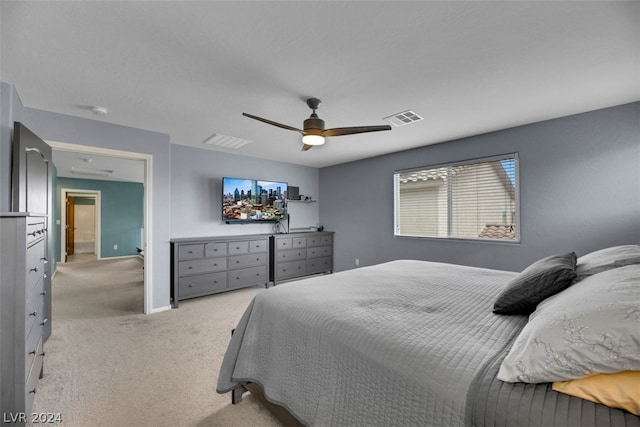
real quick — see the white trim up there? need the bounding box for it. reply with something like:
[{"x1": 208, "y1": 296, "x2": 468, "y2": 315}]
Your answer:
[
  {"x1": 61, "y1": 189, "x2": 101, "y2": 261},
  {"x1": 47, "y1": 140, "x2": 154, "y2": 314},
  {"x1": 148, "y1": 305, "x2": 171, "y2": 314}
]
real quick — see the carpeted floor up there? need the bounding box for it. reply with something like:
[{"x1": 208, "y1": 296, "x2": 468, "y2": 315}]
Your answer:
[{"x1": 30, "y1": 257, "x2": 280, "y2": 427}]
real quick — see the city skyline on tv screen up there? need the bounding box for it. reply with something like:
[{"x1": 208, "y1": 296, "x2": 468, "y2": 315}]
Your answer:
[{"x1": 222, "y1": 177, "x2": 287, "y2": 222}]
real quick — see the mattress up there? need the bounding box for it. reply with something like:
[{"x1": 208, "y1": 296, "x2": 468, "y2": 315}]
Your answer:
[{"x1": 217, "y1": 260, "x2": 640, "y2": 426}]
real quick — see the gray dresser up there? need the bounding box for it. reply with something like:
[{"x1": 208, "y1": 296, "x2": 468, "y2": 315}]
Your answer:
[
  {"x1": 0, "y1": 213, "x2": 48, "y2": 421},
  {"x1": 170, "y1": 235, "x2": 270, "y2": 307},
  {"x1": 270, "y1": 232, "x2": 334, "y2": 285}
]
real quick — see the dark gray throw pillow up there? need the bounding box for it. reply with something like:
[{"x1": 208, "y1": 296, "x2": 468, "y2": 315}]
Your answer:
[{"x1": 493, "y1": 252, "x2": 577, "y2": 315}]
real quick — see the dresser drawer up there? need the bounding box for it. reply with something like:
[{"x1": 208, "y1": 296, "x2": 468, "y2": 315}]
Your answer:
[
  {"x1": 307, "y1": 245, "x2": 332, "y2": 259},
  {"x1": 292, "y1": 237, "x2": 307, "y2": 248},
  {"x1": 26, "y1": 219, "x2": 46, "y2": 246},
  {"x1": 306, "y1": 257, "x2": 333, "y2": 274},
  {"x1": 229, "y1": 253, "x2": 267, "y2": 269},
  {"x1": 228, "y1": 241, "x2": 249, "y2": 255},
  {"x1": 307, "y1": 234, "x2": 333, "y2": 247},
  {"x1": 277, "y1": 248, "x2": 306, "y2": 262},
  {"x1": 249, "y1": 239, "x2": 268, "y2": 253},
  {"x1": 178, "y1": 244, "x2": 205, "y2": 260},
  {"x1": 276, "y1": 260, "x2": 306, "y2": 279},
  {"x1": 228, "y1": 266, "x2": 267, "y2": 288},
  {"x1": 24, "y1": 339, "x2": 44, "y2": 415},
  {"x1": 25, "y1": 279, "x2": 44, "y2": 335},
  {"x1": 205, "y1": 242, "x2": 227, "y2": 257},
  {"x1": 179, "y1": 257, "x2": 227, "y2": 276},
  {"x1": 26, "y1": 238, "x2": 46, "y2": 292},
  {"x1": 25, "y1": 321, "x2": 43, "y2": 378},
  {"x1": 178, "y1": 272, "x2": 227, "y2": 298},
  {"x1": 274, "y1": 238, "x2": 292, "y2": 250}
]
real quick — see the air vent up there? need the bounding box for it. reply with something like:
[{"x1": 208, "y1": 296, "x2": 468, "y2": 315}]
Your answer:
[
  {"x1": 383, "y1": 110, "x2": 423, "y2": 127},
  {"x1": 202, "y1": 133, "x2": 253, "y2": 149}
]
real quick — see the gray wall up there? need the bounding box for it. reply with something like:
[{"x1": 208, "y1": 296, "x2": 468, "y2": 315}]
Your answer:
[
  {"x1": 170, "y1": 144, "x2": 319, "y2": 238},
  {"x1": 20, "y1": 107, "x2": 172, "y2": 312},
  {"x1": 319, "y1": 102, "x2": 640, "y2": 273}
]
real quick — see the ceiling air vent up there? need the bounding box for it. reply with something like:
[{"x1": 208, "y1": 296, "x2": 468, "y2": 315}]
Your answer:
[
  {"x1": 202, "y1": 133, "x2": 253, "y2": 149},
  {"x1": 383, "y1": 110, "x2": 424, "y2": 127}
]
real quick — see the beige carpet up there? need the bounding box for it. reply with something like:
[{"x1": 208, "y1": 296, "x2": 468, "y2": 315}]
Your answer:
[{"x1": 30, "y1": 257, "x2": 281, "y2": 427}]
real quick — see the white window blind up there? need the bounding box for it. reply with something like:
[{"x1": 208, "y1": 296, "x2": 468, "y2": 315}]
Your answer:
[{"x1": 394, "y1": 154, "x2": 519, "y2": 241}]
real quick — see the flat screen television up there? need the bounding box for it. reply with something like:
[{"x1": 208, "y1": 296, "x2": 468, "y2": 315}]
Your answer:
[{"x1": 222, "y1": 177, "x2": 288, "y2": 223}]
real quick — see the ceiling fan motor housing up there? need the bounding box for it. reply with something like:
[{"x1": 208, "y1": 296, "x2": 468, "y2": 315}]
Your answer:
[{"x1": 304, "y1": 114, "x2": 325, "y2": 134}]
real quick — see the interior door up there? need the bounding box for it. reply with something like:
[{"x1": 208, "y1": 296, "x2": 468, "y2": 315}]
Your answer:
[{"x1": 66, "y1": 195, "x2": 75, "y2": 260}]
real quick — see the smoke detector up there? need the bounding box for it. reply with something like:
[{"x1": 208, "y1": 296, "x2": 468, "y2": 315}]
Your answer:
[{"x1": 91, "y1": 106, "x2": 109, "y2": 116}]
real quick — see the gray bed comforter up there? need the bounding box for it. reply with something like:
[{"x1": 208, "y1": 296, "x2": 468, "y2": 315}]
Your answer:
[{"x1": 217, "y1": 260, "x2": 640, "y2": 426}]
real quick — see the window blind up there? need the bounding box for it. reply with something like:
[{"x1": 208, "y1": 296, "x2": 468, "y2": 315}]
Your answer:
[{"x1": 394, "y1": 154, "x2": 519, "y2": 241}]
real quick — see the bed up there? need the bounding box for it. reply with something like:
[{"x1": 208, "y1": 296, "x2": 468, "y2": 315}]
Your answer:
[{"x1": 217, "y1": 248, "x2": 640, "y2": 426}]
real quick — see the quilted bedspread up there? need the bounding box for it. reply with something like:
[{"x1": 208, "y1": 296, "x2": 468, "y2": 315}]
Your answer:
[{"x1": 217, "y1": 260, "x2": 640, "y2": 426}]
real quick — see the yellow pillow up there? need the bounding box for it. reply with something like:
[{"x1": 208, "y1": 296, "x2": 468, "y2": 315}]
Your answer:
[{"x1": 552, "y1": 371, "x2": 640, "y2": 416}]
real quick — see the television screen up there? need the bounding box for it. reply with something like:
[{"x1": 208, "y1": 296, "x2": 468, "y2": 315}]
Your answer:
[{"x1": 222, "y1": 177, "x2": 288, "y2": 222}]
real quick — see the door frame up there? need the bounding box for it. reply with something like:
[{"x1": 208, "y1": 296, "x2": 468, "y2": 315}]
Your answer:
[
  {"x1": 48, "y1": 141, "x2": 153, "y2": 314},
  {"x1": 61, "y1": 189, "x2": 101, "y2": 261}
]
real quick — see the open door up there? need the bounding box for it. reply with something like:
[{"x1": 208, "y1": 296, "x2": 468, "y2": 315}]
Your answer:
[{"x1": 65, "y1": 195, "x2": 75, "y2": 261}]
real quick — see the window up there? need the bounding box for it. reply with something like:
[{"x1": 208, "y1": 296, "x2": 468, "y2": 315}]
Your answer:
[{"x1": 394, "y1": 154, "x2": 519, "y2": 241}]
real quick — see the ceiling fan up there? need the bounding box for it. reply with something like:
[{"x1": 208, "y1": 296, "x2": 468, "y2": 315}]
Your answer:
[{"x1": 243, "y1": 98, "x2": 392, "y2": 151}]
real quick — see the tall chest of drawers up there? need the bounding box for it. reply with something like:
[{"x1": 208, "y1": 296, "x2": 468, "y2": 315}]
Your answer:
[
  {"x1": 170, "y1": 235, "x2": 269, "y2": 308},
  {"x1": 1, "y1": 213, "x2": 48, "y2": 422},
  {"x1": 270, "y1": 232, "x2": 334, "y2": 285}
]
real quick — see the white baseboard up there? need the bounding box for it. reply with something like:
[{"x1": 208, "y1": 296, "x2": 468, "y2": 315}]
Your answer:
[{"x1": 148, "y1": 305, "x2": 171, "y2": 314}]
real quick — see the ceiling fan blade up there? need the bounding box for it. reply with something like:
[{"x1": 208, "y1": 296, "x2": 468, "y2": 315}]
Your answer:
[
  {"x1": 323, "y1": 125, "x2": 392, "y2": 137},
  {"x1": 242, "y1": 113, "x2": 302, "y2": 133},
  {"x1": 301, "y1": 144, "x2": 314, "y2": 151}
]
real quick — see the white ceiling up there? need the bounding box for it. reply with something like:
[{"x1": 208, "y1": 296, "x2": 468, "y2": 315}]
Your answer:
[{"x1": 1, "y1": 1, "x2": 638, "y2": 173}]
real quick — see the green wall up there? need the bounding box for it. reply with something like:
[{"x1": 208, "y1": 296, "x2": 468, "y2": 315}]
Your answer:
[{"x1": 53, "y1": 177, "x2": 143, "y2": 265}]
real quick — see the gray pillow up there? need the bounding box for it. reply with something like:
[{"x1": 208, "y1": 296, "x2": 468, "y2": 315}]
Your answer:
[
  {"x1": 493, "y1": 252, "x2": 577, "y2": 315},
  {"x1": 497, "y1": 264, "x2": 640, "y2": 383},
  {"x1": 576, "y1": 244, "x2": 640, "y2": 281}
]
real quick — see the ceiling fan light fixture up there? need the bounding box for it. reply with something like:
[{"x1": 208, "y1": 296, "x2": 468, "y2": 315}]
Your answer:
[{"x1": 302, "y1": 134, "x2": 325, "y2": 146}]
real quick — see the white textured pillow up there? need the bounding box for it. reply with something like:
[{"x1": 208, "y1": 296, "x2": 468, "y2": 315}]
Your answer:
[
  {"x1": 498, "y1": 264, "x2": 640, "y2": 383},
  {"x1": 576, "y1": 244, "x2": 640, "y2": 281}
]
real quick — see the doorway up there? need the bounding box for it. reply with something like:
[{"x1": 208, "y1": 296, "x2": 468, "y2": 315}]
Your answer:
[
  {"x1": 49, "y1": 141, "x2": 153, "y2": 314},
  {"x1": 62, "y1": 190, "x2": 100, "y2": 262}
]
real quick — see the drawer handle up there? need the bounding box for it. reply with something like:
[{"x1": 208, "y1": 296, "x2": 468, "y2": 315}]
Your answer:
[
  {"x1": 188, "y1": 284, "x2": 193, "y2": 288},
  {"x1": 236, "y1": 276, "x2": 240, "y2": 280},
  {"x1": 256, "y1": 258, "x2": 260, "y2": 261},
  {"x1": 256, "y1": 273, "x2": 260, "y2": 276},
  {"x1": 213, "y1": 280, "x2": 218, "y2": 284},
  {"x1": 41, "y1": 318, "x2": 49, "y2": 326},
  {"x1": 236, "y1": 246, "x2": 240, "y2": 250},
  {"x1": 40, "y1": 352, "x2": 46, "y2": 357},
  {"x1": 29, "y1": 349, "x2": 37, "y2": 355},
  {"x1": 29, "y1": 389, "x2": 37, "y2": 394},
  {"x1": 30, "y1": 267, "x2": 38, "y2": 272},
  {"x1": 41, "y1": 257, "x2": 48, "y2": 263},
  {"x1": 188, "y1": 250, "x2": 193, "y2": 254},
  {"x1": 28, "y1": 231, "x2": 38, "y2": 236},
  {"x1": 41, "y1": 291, "x2": 47, "y2": 296},
  {"x1": 236, "y1": 260, "x2": 240, "y2": 264},
  {"x1": 188, "y1": 266, "x2": 193, "y2": 269},
  {"x1": 29, "y1": 311, "x2": 37, "y2": 317}
]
